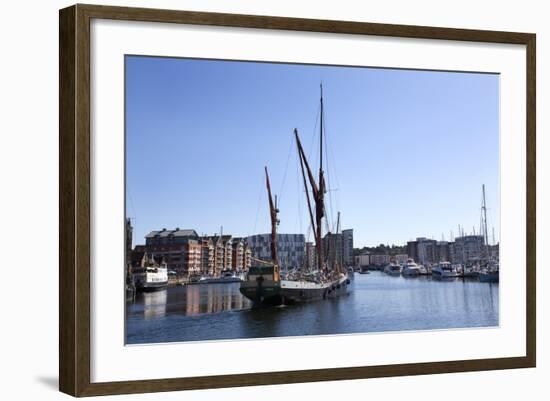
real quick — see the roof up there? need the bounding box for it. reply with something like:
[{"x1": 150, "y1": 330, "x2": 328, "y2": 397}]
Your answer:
[
  {"x1": 145, "y1": 229, "x2": 199, "y2": 239},
  {"x1": 204, "y1": 235, "x2": 221, "y2": 242}
]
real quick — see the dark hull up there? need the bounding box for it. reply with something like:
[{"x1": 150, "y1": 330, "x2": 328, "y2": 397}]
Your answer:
[
  {"x1": 240, "y1": 275, "x2": 350, "y2": 307},
  {"x1": 189, "y1": 278, "x2": 242, "y2": 284},
  {"x1": 479, "y1": 271, "x2": 499, "y2": 283},
  {"x1": 135, "y1": 282, "x2": 168, "y2": 292}
]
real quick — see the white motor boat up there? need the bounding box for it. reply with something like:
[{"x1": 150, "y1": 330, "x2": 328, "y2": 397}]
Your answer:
[
  {"x1": 384, "y1": 263, "x2": 402, "y2": 276},
  {"x1": 402, "y1": 258, "x2": 421, "y2": 276},
  {"x1": 431, "y1": 261, "x2": 459, "y2": 278}
]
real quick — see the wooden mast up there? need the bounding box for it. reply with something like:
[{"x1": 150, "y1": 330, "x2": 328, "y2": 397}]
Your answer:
[
  {"x1": 295, "y1": 129, "x2": 316, "y2": 239},
  {"x1": 294, "y1": 85, "x2": 326, "y2": 274},
  {"x1": 317, "y1": 84, "x2": 326, "y2": 274},
  {"x1": 295, "y1": 128, "x2": 324, "y2": 275},
  {"x1": 265, "y1": 166, "x2": 280, "y2": 281}
]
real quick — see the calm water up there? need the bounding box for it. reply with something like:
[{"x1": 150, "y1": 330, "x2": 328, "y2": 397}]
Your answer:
[{"x1": 126, "y1": 271, "x2": 499, "y2": 344}]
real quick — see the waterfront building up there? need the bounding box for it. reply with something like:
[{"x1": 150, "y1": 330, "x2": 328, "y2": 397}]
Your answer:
[
  {"x1": 369, "y1": 254, "x2": 391, "y2": 266},
  {"x1": 448, "y1": 242, "x2": 457, "y2": 263},
  {"x1": 199, "y1": 237, "x2": 215, "y2": 275},
  {"x1": 435, "y1": 241, "x2": 450, "y2": 262},
  {"x1": 222, "y1": 235, "x2": 233, "y2": 270},
  {"x1": 205, "y1": 235, "x2": 225, "y2": 276},
  {"x1": 130, "y1": 244, "x2": 146, "y2": 268},
  {"x1": 143, "y1": 228, "x2": 202, "y2": 276},
  {"x1": 408, "y1": 235, "x2": 495, "y2": 265},
  {"x1": 243, "y1": 244, "x2": 252, "y2": 271},
  {"x1": 342, "y1": 229, "x2": 354, "y2": 266},
  {"x1": 231, "y1": 237, "x2": 245, "y2": 271},
  {"x1": 394, "y1": 254, "x2": 408, "y2": 265},
  {"x1": 355, "y1": 253, "x2": 370, "y2": 268},
  {"x1": 322, "y1": 229, "x2": 354, "y2": 268},
  {"x1": 145, "y1": 228, "x2": 199, "y2": 245},
  {"x1": 202, "y1": 234, "x2": 250, "y2": 275},
  {"x1": 323, "y1": 232, "x2": 343, "y2": 267},
  {"x1": 416, "y1": 237, "x2": 437, "y2": 265},
  {"x1": 136, "y1": 228, "x2": 255, "y2": 277},
  {"x1": 407, "y1": 240, "x2": 418, "y2": 262},
  {"x1": 246, "y1": 233, "x2": 305, "y2": 270},
  {"x1": 453, "y1": 235, "x2": 485, "y2": 264}
]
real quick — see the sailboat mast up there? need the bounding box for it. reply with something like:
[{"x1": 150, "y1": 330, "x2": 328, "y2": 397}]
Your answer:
[
  {"x1": 320, "y1": 84, "x2": 324, "y2": 177},
  {"x1": 265, "y1": 166, "x2": 280, "y2": 280},
  {"x1": 336, "y1": 211, "x2": 342, "y2": 271},
  {"x1": 482, "y1": 184, "x2": 489, "y2": 259},
  {"x1": 316, "y1": 84, "x2": 325, "y2": 274},
  {"x1": 295, "y1": 129, "x2": 316, "y2": 240}
]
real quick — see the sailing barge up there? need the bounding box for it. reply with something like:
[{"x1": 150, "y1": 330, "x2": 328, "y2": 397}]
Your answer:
[{"x1": 240, "y1": 86, "x2": 350, "y2": 306}]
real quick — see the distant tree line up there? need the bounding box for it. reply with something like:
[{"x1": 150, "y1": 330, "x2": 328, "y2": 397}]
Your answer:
[{"x1": 353, "y1": 244, "x2": 406, "y2": 256}]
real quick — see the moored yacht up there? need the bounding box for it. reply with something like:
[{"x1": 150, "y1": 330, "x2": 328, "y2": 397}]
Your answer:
[
  {"x1": 479, "y1": 269, "x2": 499, "y2": 283},
  {"x1": 479, "y1": 260, "x2": 499, "y2": 283},
  {"x1": 461, "y1": 264, "x2": 480, "y2": 278},
  {"x1": 359, "y1": 266, "x2": 370, "y2": 274},
  {"x1": 431, "y1": 261, "x2": 459, "y2": 278},
  {"x1": 384, "y1": 262, "x2": 402, "y2": 276},
  {"x1": 418, "y1": 264, "x2": 429, "y2": 275},
  {"x1": 401, "y1": 258, "x2": 421, "y2": 276}
]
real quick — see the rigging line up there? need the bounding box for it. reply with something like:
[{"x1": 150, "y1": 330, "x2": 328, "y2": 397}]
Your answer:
[
  {"x1": 303, "y1": 102, "x2": 320, "y2": 235},
  {"x1": 277, "y1": 132, "x2": 295, "y2": 206},
  {"x1": 324, "y1": 206, "x2": 331, "y2": 235},
  {"x1": 322, "y1": 99, "x2": 335, "y2": 233},
  {"x1": 323, "y1": 111, "x2": 342, "y2": 216},
  {"x1": 250, "y1": 173, "x2": 264, "y2": 237},
  {"x1": 295, "y1": 148, "x2": 303, "y2": 236},
  {"x1": 307, "y1": 104, "x2": 321, "y2": 163}
]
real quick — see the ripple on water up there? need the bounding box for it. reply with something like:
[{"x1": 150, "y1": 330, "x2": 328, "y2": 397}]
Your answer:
[{"x1": 125, "y1": 272, "x2": 499, "y2": 344}]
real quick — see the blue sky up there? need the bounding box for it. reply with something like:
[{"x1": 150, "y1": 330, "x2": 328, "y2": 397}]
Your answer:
[{"x1": 125, "y1": 56, "x2": 500, "y2": 248}]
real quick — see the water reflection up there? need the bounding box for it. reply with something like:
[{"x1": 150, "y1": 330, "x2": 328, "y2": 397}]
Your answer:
[
  {"x1": 153, "y1": 283, "x2": 254, "y2": 317},
  {"x1": 135, "y1": 289, "x2": 167, "y2": 320},
  {"x1": 126, "y1": 272, "x2": 499, "y2": 344}
]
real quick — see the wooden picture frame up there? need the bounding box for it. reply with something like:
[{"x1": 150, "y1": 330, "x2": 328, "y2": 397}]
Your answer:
[{"x1": 59, "y1": 3, "x2": 536, "y2": 397}]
